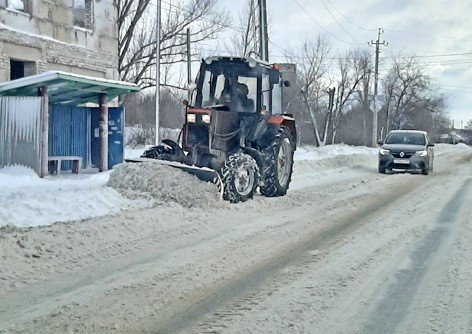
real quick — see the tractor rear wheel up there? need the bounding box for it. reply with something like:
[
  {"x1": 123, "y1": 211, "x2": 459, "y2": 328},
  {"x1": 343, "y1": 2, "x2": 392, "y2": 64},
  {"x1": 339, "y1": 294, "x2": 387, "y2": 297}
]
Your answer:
[
  {"x1": 222, "y1": 152, "x2": 259, "y2": 203},
  {"x1": 260, "y1": 129, "x2": 294, "y2": 197}
]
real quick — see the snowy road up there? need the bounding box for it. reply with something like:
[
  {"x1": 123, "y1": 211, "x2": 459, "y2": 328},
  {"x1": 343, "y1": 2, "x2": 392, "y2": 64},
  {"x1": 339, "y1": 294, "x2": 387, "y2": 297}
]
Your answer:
[{"x1": 0, "y1": 145, "x2": 471, "y2": 333}]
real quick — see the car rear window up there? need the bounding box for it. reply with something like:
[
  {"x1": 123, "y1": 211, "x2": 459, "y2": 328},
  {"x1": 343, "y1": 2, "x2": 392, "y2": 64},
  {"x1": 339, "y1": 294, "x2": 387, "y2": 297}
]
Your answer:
[{"x1": 385, "y1": 133, "x2": 426, "y2": 145}]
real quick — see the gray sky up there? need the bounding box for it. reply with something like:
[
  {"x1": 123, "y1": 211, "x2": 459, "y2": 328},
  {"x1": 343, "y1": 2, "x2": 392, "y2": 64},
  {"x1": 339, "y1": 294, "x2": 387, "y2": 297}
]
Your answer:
[{"x1": 213, "y1": 0, "x2": 471, "y2": 126}]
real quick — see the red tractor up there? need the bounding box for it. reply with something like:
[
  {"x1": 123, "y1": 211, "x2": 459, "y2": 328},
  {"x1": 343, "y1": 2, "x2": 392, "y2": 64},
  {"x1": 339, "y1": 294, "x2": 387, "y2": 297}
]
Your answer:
[{"x1": 141, "y1": 57, "x2": 297, "y2": 203}]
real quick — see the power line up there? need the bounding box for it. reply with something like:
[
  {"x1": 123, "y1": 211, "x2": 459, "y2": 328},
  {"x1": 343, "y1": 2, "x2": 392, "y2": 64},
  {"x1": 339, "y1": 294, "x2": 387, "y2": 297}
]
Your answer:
[
  {"x1": 324, "y1": 0, "x2": 374, "y2": 32},
  {"x1": 319, "y1": 0, "x2": 361, "y2": 44},
  {"x1": 291, "y1": 0, "x2": 357, "y2": 46},
  {"x1": 399, "y1": 52, "x2": 472, "y2": 59},
  {"x1": 150, "y1": 0, "x2": 243, "y2": 33},
  {"x1": 150, "y1": 0, "x2": 472, "y2": 71}
]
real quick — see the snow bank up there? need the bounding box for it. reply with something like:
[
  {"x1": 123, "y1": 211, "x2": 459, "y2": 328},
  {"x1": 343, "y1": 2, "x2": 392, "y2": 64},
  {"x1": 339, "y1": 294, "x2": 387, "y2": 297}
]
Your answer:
[
  {"x1": 0, "y1": 166, "x2": 148, "y2": 228},
  {"x1": 0, "y1": 165, "x2": 43, "y2": 189},
  {"x1": 108, "y1": 162, "x2": 223, "y2": 209},
  {"x1": 0, "y1": 144, "x2": 380, "y2": 228},
  {"x1": 295, "y1": 144, "x2": 378, "y2": 161}
]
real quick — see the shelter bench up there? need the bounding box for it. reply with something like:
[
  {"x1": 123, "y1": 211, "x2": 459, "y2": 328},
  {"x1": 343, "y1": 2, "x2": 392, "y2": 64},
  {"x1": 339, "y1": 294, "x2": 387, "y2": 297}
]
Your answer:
[{"x1": 48, "y1": 156, "x2": 82, "y2": 175}]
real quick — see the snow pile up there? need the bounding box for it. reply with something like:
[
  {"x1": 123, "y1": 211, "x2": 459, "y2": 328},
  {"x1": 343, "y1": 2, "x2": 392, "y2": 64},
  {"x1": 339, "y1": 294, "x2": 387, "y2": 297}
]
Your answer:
[
  {"x1": 0, "y1": 166, "x2": 148, "y2": 228},
  {"x1": 294, "y1": 144, "x2": 377, "y2": 174},
  {"x1": 295, "y1": 144, "x2": 378, "y2": 161},
  {"x1": 108, "y1": 162, "x2": 222, "y2": 209},
  {"x1": 0, "y1": 165, "x2": 43, "y2": 189}
]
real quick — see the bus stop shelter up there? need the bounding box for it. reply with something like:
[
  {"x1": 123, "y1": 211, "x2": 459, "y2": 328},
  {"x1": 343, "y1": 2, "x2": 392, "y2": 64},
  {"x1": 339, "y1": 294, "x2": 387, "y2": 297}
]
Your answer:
[{"x1": 0, "y1": 71, "x2": 140, "y2": 177}]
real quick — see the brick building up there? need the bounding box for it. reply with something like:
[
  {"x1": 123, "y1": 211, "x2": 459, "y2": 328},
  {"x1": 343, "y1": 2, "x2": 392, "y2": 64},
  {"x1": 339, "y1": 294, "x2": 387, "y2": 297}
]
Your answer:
[{"x1": 0, "y1": 0, "x2": 118, "y2": 83}]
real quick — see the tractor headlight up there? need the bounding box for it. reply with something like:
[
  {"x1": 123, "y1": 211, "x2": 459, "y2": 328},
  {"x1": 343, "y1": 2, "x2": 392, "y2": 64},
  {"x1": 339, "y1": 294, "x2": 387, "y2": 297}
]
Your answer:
[
  {"x1": 379, "y1": 148, "x2": 390, "y2": 156},
  {"x1": 202, "y1": 114, "x2": 211, "y2": 124},
  {"x1": 186, "y1": 113, "x2": 196, "y2": 123},
  {"x1": 416, "y1": 150, "x2": 428, "y2": 157}
]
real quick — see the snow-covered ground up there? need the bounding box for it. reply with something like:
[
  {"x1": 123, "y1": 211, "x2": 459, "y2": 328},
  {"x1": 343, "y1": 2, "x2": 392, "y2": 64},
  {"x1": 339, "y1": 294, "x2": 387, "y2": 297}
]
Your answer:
[
  {"x1": 0, "y1": 144, "x2": 377, "y2": 228},
  {"x1": 0, "y1": 143, "x2": 471, "y2": 333},
  {"x1": 0, "y1": 166, "x2": 149, "y2": 228}
]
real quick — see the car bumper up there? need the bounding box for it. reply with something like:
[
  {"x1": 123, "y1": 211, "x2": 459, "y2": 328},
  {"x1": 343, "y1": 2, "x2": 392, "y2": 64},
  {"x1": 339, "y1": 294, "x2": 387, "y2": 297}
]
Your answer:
[{"x1": 379, "y1": 154, "x2": 428, "y2": 171}]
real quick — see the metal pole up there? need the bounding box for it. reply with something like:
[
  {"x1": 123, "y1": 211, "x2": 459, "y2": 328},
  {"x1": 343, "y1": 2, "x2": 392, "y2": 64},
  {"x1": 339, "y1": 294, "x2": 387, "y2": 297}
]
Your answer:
[
  {"x1": 155, "y1": 0, "x2": 161, "y2": 145},
  {"x1": 99, "y1": 93, "x2": 108, "y2": 172},
  {"x1": 258, "y1": 0, "x2": 269, "y2": 61},
  {"x1": 38, "y1": 86, "x2": 48, "y2": 178},
  {"x1": 186, "y1": 27, "x2": 192, "y2": 101}
]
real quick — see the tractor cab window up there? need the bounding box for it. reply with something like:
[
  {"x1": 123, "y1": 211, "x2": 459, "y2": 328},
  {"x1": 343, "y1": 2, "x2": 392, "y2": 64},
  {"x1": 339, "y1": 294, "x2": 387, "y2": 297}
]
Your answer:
[
  {"x1": 272, "y1": 80, "x2": 282, "y2": 115},
  {"x1": 262, "y1": 74, "x2": 270, "y2": 115},
  {"x1": 217, "y1": 76, "x2": 256, "y2": 113},
  {"x1": 213, "y1": 74, "x2": 225, "y2": 103},
  {"x1": 201, "y1": 70, "x2": 212, "y2": 107},
  {"x1": 197, "y1": 62, "x2": 257, "y2": 113},
  {"x1": 237, "y1": 77, "x2": 256, "y2": 113}
]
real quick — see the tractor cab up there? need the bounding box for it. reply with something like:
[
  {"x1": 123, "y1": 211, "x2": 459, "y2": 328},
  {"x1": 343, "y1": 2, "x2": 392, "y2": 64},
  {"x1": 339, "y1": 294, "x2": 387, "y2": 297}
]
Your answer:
[
  {"x1": 184, "y1": 57, "x2": 290, "y2": 156},
  {"x1": 191, "y1": 57, "x2": 284, "y2": 115}
]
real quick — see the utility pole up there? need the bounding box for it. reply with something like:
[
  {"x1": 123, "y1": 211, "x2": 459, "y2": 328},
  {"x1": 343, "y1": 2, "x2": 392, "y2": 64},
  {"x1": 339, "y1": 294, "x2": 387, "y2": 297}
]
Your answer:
[
  {"x1": 257, "y1": 0, "x2": 269, "y2": 61},
  {"x1": 186, "y1": 27, "x2": 192, "y2": 101},
  {"x1": 368, "y1": 28, "x2": 388, "y2": 146},
  {"x1": 155, "y1": 0, "x2": 161, "y2": 145}
]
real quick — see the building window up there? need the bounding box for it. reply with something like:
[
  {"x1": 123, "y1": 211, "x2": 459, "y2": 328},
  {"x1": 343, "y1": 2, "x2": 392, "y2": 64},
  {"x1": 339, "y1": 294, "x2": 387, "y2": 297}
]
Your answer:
[
  {"x1": 10, "y1": 60, "x2": 24, "y2": 80},
  {"x1": 7, "y1": 0, "x2": 32, "y2": 14},
  {"x1": 10, "y1": 59, "x2": 36, "y2": 80},
  {"x1": 73, "y1": 0, "x2": 93, "y2": 30}
]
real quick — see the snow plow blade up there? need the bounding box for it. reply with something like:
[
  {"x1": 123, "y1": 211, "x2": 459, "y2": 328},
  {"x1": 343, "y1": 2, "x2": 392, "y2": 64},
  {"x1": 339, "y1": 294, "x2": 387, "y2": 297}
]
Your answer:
[{"x1": 124, "y1": 157, "x2": 223, "y2": 200}]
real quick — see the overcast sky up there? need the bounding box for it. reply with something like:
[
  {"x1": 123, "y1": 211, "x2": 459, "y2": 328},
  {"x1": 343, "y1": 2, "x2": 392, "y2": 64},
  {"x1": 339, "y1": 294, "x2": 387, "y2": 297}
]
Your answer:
[{"x1": 211, "y1": 0, "x2": 471, "y2": 126}]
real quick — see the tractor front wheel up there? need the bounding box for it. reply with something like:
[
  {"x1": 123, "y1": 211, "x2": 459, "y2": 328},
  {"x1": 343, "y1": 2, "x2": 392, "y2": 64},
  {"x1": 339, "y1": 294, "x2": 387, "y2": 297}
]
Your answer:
[{"x1": 222, "y1": 152, "x2": 259, "y2": 203}]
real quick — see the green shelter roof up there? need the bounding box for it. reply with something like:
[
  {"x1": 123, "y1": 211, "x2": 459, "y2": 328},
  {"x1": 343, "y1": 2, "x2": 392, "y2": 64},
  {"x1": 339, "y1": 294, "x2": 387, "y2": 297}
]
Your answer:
[{"x1": 0, "y1": 71, "x2": 140, "y2": 104}]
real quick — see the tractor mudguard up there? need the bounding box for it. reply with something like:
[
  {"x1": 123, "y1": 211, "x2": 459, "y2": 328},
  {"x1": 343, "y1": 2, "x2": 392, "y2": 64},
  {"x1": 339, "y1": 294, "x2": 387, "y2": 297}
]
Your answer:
[{"x1": 240, "y1": 147, "x2": 264, "y2": 173}]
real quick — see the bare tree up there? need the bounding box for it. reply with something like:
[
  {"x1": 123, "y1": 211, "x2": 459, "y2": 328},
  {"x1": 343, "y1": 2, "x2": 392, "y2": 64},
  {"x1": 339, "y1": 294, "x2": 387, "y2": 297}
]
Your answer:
[
  {"x1": 465, "y1": 119, "x2": 472, "y2": 130},
  {"x1": 329, "y1": 49, "x2": 371, "y2": 144},
  {"x1": 382, "y1": 56, "x2": 431, "y2": 130},
  {"x1": 296, "y1": 36, "x2": 331, "y2": 146},
  {"x1": 355, "y1": 57, "x2": 372, "y2": 146},
  {"x1": 402, "y1": 92, "x2": 449, "y2": 135},
  {"x1": 226, "y1": 0, "x2": 258, "y2": 57},
  {"x1": 118, "y1": 0, "x2": 231, "y2": 89}
]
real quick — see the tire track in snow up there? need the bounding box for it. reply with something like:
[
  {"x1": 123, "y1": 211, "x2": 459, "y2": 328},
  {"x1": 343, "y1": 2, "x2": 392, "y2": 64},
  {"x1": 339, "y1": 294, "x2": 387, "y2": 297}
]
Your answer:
[
  {"x1": 154, "y1": 177, "x2": 430, "y2": 333},
  {"x1": 361, "y1": 178, "x2": 472, "y2": 334}
]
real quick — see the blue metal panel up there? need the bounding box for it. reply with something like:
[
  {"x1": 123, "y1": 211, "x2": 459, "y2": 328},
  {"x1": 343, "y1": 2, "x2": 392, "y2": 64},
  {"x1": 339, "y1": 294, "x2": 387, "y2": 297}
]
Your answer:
[
  {"x1": 90, "y1": 107, "x2": 124, "y2": 169},
  {"x1": 49, "y1": 105, "x2": 90, "y2": 171},
  {"x1": 108, "y1": 107, "x2": 124, "y2": 168},
  {"x1": 71, "y1": 107, "x2": 89, "y2": 166}
]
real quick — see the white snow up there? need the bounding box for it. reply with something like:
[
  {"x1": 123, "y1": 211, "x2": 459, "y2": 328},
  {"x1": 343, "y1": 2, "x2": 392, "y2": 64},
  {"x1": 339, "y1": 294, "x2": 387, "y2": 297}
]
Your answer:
[
  {"x1": 0, "y1": 142, "x2": 471, "y2": 333},
  {"x1": 0, "y1": 165, "x2": 149, "y2": 228},
  {"x1": 294, "y1": 143, "x2": 378, "y2": 161},
  {"x1": 0, "y1": 143, "x2": 468, "y2": 228}
]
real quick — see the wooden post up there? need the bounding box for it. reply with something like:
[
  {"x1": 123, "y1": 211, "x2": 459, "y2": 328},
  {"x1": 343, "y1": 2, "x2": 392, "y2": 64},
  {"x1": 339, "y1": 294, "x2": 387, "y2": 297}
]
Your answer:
[
  {"x1": 38, "y1": 86, "x2": 48, "y2": 178},
  {"x1": 99, "y1": 93, "x2": 108, "y2": 172}
]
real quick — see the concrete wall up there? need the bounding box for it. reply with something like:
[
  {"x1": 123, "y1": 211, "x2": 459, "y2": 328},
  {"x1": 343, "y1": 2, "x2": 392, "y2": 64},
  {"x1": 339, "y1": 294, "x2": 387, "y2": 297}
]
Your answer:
[{"x1": 0, "y1": 0, "x2": 118, "y2": 82}]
